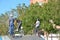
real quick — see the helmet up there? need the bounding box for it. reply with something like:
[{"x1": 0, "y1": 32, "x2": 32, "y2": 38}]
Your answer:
[{"x1": 10, "y1": 14, "x2": 13, "y2": 17}]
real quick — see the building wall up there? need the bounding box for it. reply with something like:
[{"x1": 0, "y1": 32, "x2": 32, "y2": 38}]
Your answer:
[{"x1": 30, "y1": 0, "x2": 48, "y2": 4}]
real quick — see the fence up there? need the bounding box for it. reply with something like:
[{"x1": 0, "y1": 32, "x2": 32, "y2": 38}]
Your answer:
[{"x1": 45, "y1": 34, "x2": 60, "y2": 40}]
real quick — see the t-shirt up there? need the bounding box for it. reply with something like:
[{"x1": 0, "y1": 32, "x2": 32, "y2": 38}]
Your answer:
[
  {"x1": 35, "y1": 20, "x2": 40, "y2": 28},
  {"x1": 9, "y1": 17, "x2": 14, "y2": 25}
]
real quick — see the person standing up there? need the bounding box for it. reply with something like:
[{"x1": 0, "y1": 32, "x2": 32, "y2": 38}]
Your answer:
[
  {"x1": 15, "y1": 19, "x2": 22, "y2": 32},
  {"x1": 35, "y1": 18, "x2": 40, "y2": 35},
  {"x1": 17, "y1": 20, "x2": 22, "y2": 31},
  {"x1": 9, "y1": 14, "x2": 14, "y2": 36}
]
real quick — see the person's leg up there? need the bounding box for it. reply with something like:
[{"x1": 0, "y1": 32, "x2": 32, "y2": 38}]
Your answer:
[
  {"x1": 34, "y1": 27, "x2": 37, "y2": 35},
  {"x1": 10, "y1": 25, "x2": 14, "y2": 37},
  {"x1": 36, "y1": 27, "x2": 39, "y2": 33},
  {"x1": 18, "y1": 24, "x2": 21, "y2": 31},
  {"x1": 9, "y1": 25, "x2": 12, "y2": 36}
]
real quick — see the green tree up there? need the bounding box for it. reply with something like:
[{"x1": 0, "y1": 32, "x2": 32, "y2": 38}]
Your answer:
[{"x1": 0, "y1": 0, "x2": 60, "y2": 35}]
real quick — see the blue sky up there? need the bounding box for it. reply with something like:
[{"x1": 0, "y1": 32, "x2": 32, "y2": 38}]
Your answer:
[{"x1": 0, "y1": 0, "x2": 30, "y2": 15}]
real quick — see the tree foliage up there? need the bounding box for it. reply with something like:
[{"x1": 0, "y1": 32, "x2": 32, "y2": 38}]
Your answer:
[
  {"x1": 18, "y1": 0, "x2": 60, "y2": 34},
  {"x1": 0, "y1": 0, "x2": 60, "y2": 35}
]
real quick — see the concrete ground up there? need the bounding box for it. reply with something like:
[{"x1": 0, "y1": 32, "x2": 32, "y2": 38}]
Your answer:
[
  {"x1": 1, "y1": 35, "x2": 45, "y2": 40},
  {"x1": 0, "y1": 34, "x2": 59, "y2": 40}
]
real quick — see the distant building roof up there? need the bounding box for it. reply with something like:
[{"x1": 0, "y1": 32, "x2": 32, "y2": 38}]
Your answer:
[{"x1": 30, "y1": 0, "x2": 48, "y2": 4}]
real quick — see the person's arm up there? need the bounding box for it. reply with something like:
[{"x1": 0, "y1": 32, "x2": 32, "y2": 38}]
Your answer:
[
  {"x1": 33, "y1": 21, "x2": 36, "y2": 26},
  {"x1": 9, "y1": 19, "x2": 10, "y2": 26}
]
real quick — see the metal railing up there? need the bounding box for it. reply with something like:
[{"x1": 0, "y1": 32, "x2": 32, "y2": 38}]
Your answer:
[{"x1": 45, "y1": 34, "x2": 60, "y2": 40}]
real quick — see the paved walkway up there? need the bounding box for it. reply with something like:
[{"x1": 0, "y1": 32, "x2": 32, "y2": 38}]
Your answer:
[
  {"x1": 10, "y1": 35, "x2": 44, "y2": 40},
  {"x1": 0, "y1": 35, "x2": 59, "y2": 40},
  {"x1": 0, "y1": 35, "x2": 45, "y2": 40}
]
